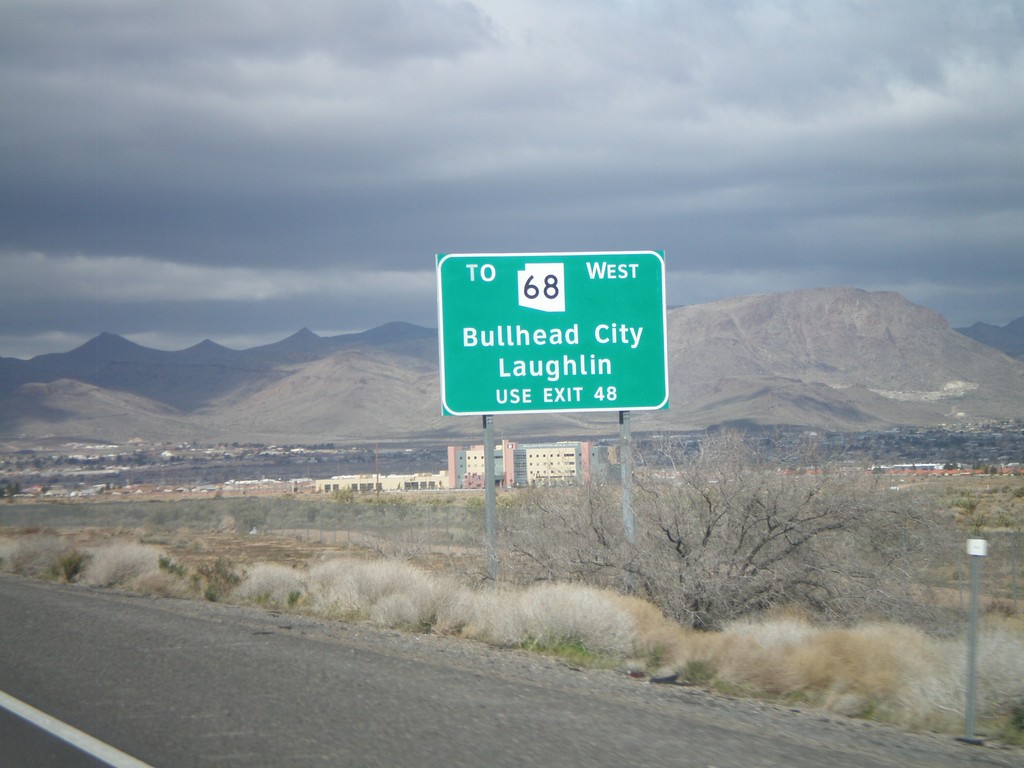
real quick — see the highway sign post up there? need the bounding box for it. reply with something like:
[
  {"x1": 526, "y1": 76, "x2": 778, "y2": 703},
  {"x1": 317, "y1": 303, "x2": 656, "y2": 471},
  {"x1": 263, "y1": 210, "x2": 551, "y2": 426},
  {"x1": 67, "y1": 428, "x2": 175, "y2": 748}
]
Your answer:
[
  {"x1": 436, "y1": 251, "x2": 669, "y2": 415},
  {"x1": 436, "y1": 250, "x2": 668, "y2": 584}
]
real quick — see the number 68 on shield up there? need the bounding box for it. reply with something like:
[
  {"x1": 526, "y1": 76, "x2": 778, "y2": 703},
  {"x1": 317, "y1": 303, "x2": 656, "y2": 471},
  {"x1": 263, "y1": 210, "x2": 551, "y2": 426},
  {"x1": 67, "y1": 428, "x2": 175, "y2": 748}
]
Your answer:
[{"x1": 517, "y1": 263, "x2": 565, "y2": 313}]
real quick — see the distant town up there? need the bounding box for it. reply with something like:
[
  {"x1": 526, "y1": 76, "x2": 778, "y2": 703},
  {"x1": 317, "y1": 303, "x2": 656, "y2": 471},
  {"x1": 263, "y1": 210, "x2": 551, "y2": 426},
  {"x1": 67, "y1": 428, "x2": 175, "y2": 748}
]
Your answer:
[{"x1": 2, "y1": 421, "x2": 1023, "y2": 500}]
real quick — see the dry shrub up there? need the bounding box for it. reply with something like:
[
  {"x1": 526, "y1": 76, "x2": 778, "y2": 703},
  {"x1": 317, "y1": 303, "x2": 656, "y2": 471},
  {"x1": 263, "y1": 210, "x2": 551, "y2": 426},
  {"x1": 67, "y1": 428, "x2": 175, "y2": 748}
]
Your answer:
[
  {"x1": 51, "y1": 549, "x2": 88, "y2": 582},
  {"x1": 306, "y1": 559, "x2": 355, "y2": 614},
  {"x1": 1, "y1": 535, "x2": 73, "y2": 578},
  {"x1": 368, "y1": 593, "x2": 421, "y2": 627},
  {"x1": 507, "y1": 432, "x2": 949, "y2": 631},
  {"x1": 975, "y1": 618, "x2": 1024, "y2": 714},
  {"x1": 369, "y1": 573, "x2": 461, "y2": 630},
  {"x1": 716, "y1": 620, "x2": 948, "y2": 722},
  {"x1": 725, "y1": 609, "x2": 820, "y2": 649},
  {"x1": 518, "y1": 583, "x2": 636, "y2": 655},
  {"x1": 780, "y1": 625, "x2": 949, "y2": 719},
  {"x1": 611, "y1": 593, "x2": 693, "y2": 665},
  {"x1": 455, "y1": 583, "x2": 637, "y2": 655},
  {"x1": 455, "y1": 588, "x2": 526, "y2": 647},
  {"x1": 303, "y1": 560, "x2": 637, "y2": 652},
  {"x1": 0, "y1": 536, "x2": 16, "y2": 568},
  {"x1": 760, "y1": 618, "x2": 1021, "y2": 726},
  {"x1": 432, "y1": 586, "x2": 493, "y2": 636},
  {"x1": 133, "y1": 569, "x2": 193, "y2": 598},
  {"x1": 193, "y1": 557, "x2": 241, "y2": 602},
  {"x1": 82, "y1": 542, "x2": 162, "y2": 587},
  {"x1": 648, "y1": 616, "x2": 1024, "y2": 729},
  {"x1": 306, "y1": 558, "x2": 457, "y2": 629},
  {"x1": 234, "y1": 563, "x2": 305, "y2": 607},
  {"x1": 350, "y1": 560, "x2": 438, "y2": 608},
  {"x1": 306, "y1": 559, "x2": 386, "y2": 615}
]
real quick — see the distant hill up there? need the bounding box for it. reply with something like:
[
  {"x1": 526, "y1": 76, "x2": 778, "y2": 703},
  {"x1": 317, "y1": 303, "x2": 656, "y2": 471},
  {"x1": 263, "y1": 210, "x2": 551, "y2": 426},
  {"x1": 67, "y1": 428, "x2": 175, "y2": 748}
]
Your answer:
[
  {"x1": 1, "y1": 289, "x2": 1022, "y2": 444},
  {"x1": 665, "y1": 289, "x2": 1024, "y2": 430},
  {"x1": 0, "y1": 322, "x2": 438, "y2": 411},
  {"x1": 0, "y1": 379, "x2": 212, "y2": 444},
  {"x1": 956, "y1": 316, "x2": 1024, "y2": 360}
]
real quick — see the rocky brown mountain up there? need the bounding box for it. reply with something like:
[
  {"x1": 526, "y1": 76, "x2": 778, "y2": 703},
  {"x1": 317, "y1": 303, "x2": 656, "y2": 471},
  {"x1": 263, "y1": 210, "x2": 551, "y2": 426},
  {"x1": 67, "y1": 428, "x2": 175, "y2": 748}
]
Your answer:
[
  {"x1": 1, "y1": 288, "x2": 1021, "y2": 444},
  {"x1": 665, "y1": 288, "x2": 1024, "y2": 431}
]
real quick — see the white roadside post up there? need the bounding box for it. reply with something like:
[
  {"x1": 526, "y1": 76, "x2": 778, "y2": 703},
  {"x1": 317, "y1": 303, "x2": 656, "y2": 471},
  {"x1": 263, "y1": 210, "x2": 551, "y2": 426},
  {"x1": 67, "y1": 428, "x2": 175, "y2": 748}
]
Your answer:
[{"x1": 959, "y1": 537, "x2": 988, "y2": 745}]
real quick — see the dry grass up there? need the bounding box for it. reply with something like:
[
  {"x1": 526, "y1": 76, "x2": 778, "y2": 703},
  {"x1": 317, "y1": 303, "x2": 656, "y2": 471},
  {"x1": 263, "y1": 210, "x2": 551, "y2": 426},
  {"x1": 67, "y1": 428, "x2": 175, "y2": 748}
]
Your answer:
[
  {"x1": 454, "y1": 582, "x2": 637, "y2": 656},
  {"x1": 81, "y1": 542, "x2": 162, "y2": 588},
  {"x1": 2, "y1": 526, "x2": 1022, "y2": 739},
  {"x1": 305, "y1": 558, "x2": 461, "y2": 630},
  {"x1": 621, "y1": 612, "x2": 1024, "y2": 732},
  {"x1": 0, "y1": 534, "x2": 74, "y2": 578},
  {"x1": 517, "y1": 582, "x2": 636, "y2": 655},
  {"x1": 975, "y1": 618, "x2": 1024, "y2": 714},
  {"x1": 234, "y1": 563, "x2": 305, "y2": 607},
  {"x1": 374, "y1": 576, "x2": 460, "y2": 631},
  {"x1": 298, "y1": 558, "x2": 638, "y2": 653},
  {"x1": 453, "y1": 588, "x2": 525, "y2": 646},
  {"x1": 719, "y1": 620, "x2": 956, "y2": 723},
  {"x1": 133, "y1": 568, "x2": 193, "y2": 598}
]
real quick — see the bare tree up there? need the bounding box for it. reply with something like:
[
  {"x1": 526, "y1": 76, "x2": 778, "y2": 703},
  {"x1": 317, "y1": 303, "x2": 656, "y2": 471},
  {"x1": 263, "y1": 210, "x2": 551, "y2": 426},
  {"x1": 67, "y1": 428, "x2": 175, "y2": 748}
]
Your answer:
[
  {"x1": 501, "y1": 431, "x2": 947, "y2": 630},
  {"x1": 633, "y1": 432, "x2": 862, "y2": 627},
  {"x1": 499, "y1": 480, "x2": 628, "y2": 587}
]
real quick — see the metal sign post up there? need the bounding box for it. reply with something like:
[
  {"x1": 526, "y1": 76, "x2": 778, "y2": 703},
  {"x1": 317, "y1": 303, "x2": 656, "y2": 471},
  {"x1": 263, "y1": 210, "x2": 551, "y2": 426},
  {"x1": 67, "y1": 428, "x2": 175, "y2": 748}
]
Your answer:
[
  {"x1": 437, "y1": 251, "x2": 669, "y2": 589},
  {"x1": 483, "y1": 415, "x2": 498, "y2": 584},
  {"x1": 619, "y1": 410, "x2": 634, "y2": 544}
]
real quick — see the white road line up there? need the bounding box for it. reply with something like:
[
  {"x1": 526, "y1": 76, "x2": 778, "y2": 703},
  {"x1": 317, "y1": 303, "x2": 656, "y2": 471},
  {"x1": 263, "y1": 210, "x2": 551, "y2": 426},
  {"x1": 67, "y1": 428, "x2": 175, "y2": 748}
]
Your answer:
[{"x1": 0, "y1": 689, "x2": 154, "y2": 768}]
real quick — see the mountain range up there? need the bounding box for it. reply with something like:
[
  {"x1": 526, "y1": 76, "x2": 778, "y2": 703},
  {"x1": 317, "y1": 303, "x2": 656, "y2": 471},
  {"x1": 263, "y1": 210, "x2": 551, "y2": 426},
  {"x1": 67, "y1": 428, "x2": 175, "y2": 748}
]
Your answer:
[
  {"x1": 956, "y1": 317, "x2": 1024, "y2": 360},
  {"x1": 1, "y1": 288, "x2": 1022, "y2": 446}
]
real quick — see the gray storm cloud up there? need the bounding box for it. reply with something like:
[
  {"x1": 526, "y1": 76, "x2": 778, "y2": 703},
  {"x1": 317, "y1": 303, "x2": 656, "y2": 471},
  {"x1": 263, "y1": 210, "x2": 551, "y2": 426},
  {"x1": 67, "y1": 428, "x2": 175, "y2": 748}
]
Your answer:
[{"x1": 1, "y1": 0, "x2": 1021, "y2": 356}]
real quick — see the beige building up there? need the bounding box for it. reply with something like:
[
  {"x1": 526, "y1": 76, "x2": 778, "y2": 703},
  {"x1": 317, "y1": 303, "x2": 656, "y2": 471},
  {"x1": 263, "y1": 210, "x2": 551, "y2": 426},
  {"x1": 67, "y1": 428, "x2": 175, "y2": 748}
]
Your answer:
[{"x1": 315, "y1": 471, "x2": 448, "y2": 494}]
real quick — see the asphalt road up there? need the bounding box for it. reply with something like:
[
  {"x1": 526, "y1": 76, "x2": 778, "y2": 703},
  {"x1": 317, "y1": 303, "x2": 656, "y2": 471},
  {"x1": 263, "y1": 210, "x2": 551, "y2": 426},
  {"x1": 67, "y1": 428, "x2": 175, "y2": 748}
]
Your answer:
[
  {"x1": 1, "y1": 573, "x2": 1021, "y2": 768},
  {"x1": 0, "y1": 707, "x2": 111, "y2": 768}
]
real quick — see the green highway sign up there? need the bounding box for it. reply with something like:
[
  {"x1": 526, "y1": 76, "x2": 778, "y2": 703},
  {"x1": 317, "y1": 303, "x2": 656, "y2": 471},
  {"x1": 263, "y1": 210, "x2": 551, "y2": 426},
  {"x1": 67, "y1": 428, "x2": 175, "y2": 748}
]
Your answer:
[{"x1": 436, "y1": 251, "x2": 669, "y2": 415}]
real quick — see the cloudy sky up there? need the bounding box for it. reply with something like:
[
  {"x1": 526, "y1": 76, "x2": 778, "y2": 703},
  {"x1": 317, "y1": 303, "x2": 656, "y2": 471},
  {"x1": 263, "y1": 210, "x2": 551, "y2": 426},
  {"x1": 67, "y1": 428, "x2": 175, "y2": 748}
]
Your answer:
[{"x1": 2, "y1": 0, "x2": 1022, "y2": 359}]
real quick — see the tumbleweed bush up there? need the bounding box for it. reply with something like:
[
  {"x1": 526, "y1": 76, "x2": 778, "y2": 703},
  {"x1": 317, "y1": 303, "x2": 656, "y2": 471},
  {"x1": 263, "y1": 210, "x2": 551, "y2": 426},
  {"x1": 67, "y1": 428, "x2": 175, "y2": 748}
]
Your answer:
[
  {"x1": 81, "y1": 541, "x2": 162, "y2": 587},
  {"x1": 518, "y1": 582, "x2": 636, "y2": 656},
  {"x1": 306, "y1": 558, "x2": 457, "y2": 628},
  {"x1": 234, "y1": 563, "x2": 306, "y2": 607},
  {"x1": 1, "y1": 535, "x2": 73, "y2": 578}
]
